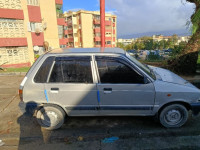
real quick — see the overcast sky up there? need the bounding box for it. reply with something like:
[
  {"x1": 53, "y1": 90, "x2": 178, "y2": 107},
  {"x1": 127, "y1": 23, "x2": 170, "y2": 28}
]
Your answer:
[{"x1": 64, "y1": 0, "x2": 195, "y2": 36}]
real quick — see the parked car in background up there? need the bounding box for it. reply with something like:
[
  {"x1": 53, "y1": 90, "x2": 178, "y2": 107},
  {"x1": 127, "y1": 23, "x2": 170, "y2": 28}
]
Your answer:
[
  {"x1": 127, "y1": 50, "x2": 137, "y2": 56},
  {"x1": 19, "y1": 48, "x2": 200, "y2": 130}
]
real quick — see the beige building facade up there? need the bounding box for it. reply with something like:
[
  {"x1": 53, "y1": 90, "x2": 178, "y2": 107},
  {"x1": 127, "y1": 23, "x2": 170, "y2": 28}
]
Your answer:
[
  {"x1": 64, "y1": 10, "x2": 117, "y2": 48},
  {"x1": 0, "y1": 0, "x2": 63, "y2": 67}
]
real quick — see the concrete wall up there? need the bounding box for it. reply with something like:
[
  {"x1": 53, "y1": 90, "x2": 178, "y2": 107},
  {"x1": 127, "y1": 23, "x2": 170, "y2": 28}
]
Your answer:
[{"x1": 81, "y1": 13, "x2": 94, "y2": 48}]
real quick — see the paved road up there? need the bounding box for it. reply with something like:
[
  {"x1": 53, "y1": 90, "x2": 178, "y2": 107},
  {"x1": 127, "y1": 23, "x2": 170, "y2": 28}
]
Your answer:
[{"x1": 1, "y1": 75, "x2": 200, "y2": 150}]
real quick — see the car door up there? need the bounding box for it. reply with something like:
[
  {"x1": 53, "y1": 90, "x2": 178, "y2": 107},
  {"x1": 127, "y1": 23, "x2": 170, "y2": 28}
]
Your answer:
[
  {"x1": 44, "y1": 56, "x2": 99, "y2": 116},
  {"x1": 95, "y1": 56, "x2": 156, "y2": 115}
]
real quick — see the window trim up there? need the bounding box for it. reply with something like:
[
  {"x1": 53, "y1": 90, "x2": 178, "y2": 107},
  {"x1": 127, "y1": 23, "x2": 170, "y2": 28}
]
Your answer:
[
  {"x1": 94, "y1": 56, "x2": 147, "y2": 84},
  {"x1": 47, "y1": 56, "x2": 94, "y2": 84}
]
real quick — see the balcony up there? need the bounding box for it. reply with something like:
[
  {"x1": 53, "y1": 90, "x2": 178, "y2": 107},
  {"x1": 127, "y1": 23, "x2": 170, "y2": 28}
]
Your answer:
[
  {"x1": 113, "y1": 23, "x2": 115, "y2": 27},
  {"x1": 64, "y1": 30, "x2": 69, "y2": 35},
  {"x1": 105, "y1": 44, "x2": 112, "y2": 47},
  {"x1": 105, "y1": 37, "x2": 112, "y2": 41},
  {"x1": 105, "y1": 29, "x2": 112, "y2": 33},
  {"x1": 68, "y1": 29, "x2": 73, "y2": 34},
  {"x1": 0, "y1": 38, "x2": 27, "y2": 47},
  {"x1": 59, "y1": 38, "x2": 69, "y2": 45},
  {"x1": 57, "y1": 18, "x2": 66, "y2": 26},
  {"x1": 55, "y1": 0, "x2": 63, "y2": 5},
  {"x1": 113, "y1": 37, "x2": 116, "y2": 42},
  {"x1": 68, "y1": 37, "x2": 74, "y2": 42},
  {"x1": 94, "y1": 37, "x2": 101, "y2": 41},
  {"x1": 95, "y1": 45, "x2": 101, "y2": 47},
  {"x1": 93, "y1": 19, "x2": 100, "y2": 25},
  {"x1": 113, "y1": 29, "x2": 116, "y2": 34},
  {"x1": 67, "y1": 20, "x2": 72, "y2": 26},
  {"x1": 94, "y1": 28, "x2": 100, "y2": 33},
  {"x1": 105, "y1": 20, "x2": 112, "y2": 26},
  {"x1": 0, "y1": 8, "x2": 24, "y2": 20}
]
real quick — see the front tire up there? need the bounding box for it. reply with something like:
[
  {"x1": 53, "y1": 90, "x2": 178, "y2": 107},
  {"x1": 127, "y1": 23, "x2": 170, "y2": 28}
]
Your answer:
[
  {"x1": 36, "y1": 105, "x2": 66, "y2": 130},
  {"x1": 159, "y1": 104, "x2": 188, "y2": 128}
]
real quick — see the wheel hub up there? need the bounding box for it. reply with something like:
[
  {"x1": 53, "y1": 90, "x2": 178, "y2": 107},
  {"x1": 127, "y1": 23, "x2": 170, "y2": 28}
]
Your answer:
[
  {"x1": 41, "y1": 111, "x2": 58, "y2": 127},
  {"x1": 165, "y1": 109, "x2": 182, "y2": 125}
]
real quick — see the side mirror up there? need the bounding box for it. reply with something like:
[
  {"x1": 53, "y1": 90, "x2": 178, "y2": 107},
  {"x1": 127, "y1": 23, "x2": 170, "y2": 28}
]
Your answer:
[{"x1": 144, "y1": 77, "x2": 150, "y2": 84}]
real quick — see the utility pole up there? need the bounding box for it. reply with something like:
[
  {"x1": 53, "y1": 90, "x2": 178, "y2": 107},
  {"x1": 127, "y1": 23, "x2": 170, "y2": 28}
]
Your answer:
[{"x1": 100, "y1": 0, "x2": 105, "y2": 47}]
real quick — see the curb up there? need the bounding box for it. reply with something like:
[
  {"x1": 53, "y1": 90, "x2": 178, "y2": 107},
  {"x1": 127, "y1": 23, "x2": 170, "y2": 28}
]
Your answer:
[{"x1": 0, "y1": 72, "x2": 26, "y2": 76}]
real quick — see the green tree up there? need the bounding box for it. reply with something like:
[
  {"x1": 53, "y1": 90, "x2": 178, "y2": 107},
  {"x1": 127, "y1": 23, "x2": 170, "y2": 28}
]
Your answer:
[
  {"x1": 144, "y1": 39, "x2": 153, "y2": 50},
  {"x1": 167, "y1": 0, "x2": 200, "y2": 74},
  {"x1": 172, "y1": 34, "x2": 178, "y2": 45},
  {"x1": 117, "y1": 42, "x2": 125, "y2": 50}
]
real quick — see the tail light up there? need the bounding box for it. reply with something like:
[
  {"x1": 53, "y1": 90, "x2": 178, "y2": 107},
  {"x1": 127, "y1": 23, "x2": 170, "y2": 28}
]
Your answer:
[{"x1": 19, "y1": 89, "x2": 23, "y2": 101}]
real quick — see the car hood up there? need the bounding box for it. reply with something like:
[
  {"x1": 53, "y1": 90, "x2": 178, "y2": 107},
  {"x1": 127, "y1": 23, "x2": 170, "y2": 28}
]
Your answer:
[{"x1": 150, "y1": 66, "x2": 196, "y2": 88}]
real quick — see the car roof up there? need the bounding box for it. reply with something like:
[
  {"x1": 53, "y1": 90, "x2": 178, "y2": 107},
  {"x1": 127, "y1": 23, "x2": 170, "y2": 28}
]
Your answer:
[{"x1": 48, "y1": 48, "x2": 126, "y2": 55}]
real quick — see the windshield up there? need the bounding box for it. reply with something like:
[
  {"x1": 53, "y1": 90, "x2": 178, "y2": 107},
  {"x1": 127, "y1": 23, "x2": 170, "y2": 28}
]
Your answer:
[{"x1": 126, "y1": 53, "x2": 156, "y2": 80}]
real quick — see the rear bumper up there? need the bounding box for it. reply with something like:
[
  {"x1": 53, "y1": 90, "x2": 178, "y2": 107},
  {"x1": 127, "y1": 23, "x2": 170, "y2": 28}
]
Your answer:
[
  {"x1": 190, "y1": 103, "x2": 200, "y2": 116},
  {"x1": 18, "y1": 101, "x2": 40, "y2": 115}
]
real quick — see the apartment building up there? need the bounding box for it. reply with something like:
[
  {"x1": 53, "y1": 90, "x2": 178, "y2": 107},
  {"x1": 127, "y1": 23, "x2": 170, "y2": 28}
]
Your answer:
[
  {"x1": 63, "y1": 10, "x2": 117, "y2": 48},
  {"x1": 0, "y1": 0, "x2": 64, "y2": 67},
  {"x1": 117, "y1": 38, "x2": 135, "y2": 45}
]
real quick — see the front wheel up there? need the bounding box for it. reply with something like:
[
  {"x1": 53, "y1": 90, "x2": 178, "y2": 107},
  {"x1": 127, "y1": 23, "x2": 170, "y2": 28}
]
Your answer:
[
  {"x1": 36, "y1": 105, "x2": 66, "y2": 130},
  {"x1": 159, "y1": 104, "x2": 188, "y2": 128}
]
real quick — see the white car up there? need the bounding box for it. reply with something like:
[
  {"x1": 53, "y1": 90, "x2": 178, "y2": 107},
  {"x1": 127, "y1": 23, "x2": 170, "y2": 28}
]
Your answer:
[{"x1": 19, "y1": 48, "x2": 200, "y2": 130}]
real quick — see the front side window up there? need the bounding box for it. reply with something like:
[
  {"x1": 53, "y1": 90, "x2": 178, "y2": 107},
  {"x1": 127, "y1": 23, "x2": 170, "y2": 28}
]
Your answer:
[
  {"x1": 49, "y1": 57, "x2": 93, "y2": 83},
  {"x1": 96, "y1": 57, "x2": 144, "y2": 84}
]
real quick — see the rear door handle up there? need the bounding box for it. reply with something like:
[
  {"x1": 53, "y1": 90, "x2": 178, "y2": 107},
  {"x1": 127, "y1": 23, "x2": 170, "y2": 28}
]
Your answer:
[
  {"x1": 104, "y1": 88, "x2": 112, "y2": 94},
  {"x1": 51, "y1": 88, "x2": 59, "y2": 91}
]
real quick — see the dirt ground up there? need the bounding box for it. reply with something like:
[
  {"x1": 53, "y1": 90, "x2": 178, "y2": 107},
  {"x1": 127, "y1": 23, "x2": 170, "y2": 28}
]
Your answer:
[{"x1": 1, "y1": 75, "x2": 200, "y2": 150}]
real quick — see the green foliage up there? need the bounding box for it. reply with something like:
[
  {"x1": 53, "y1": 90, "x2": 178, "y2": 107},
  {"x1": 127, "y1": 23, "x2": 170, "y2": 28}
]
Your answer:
[
  {"x1": 117, "y1": 42, "x2": 125, "y2": 50},
  {"x1": 146, "y1": 52, "x2": 163, "y2": 62},
  {"x1": 35, "y1": 54, "x2": 40, "y2": 59},
  {"x1": 191, "y1": 8, "x2": 200, "y2": 34},
  {"x1": 170, "y1": 41, "x2": 187, "y2": 57}
]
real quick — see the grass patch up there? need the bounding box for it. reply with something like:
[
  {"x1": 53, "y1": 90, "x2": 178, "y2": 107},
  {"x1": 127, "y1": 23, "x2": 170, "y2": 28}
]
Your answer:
[{"x1": 0, "y1": 67, "x2": 30, "y2": 73}]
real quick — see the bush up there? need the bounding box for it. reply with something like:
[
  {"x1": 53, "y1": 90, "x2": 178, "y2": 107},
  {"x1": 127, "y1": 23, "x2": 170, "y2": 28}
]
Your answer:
[{"x1": 146, "y1": 52, "x2": 163, "y2": 61}]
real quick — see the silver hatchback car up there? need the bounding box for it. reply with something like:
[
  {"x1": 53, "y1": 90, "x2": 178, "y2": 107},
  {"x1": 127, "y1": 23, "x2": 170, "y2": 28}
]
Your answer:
[{"x1": 19, "y1": 48, "x2": 200, "y2": 130}]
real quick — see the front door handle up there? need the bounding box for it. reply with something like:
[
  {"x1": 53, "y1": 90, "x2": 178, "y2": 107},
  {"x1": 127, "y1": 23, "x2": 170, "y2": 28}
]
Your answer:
[
  {"x1": 50, "y1": 88, "x2": 59, "y2": 93},
  {"x1": 104, "y1": 88, "x2": 112, "y2": 94},
  {"x1": 51, "y1": 88, "x2": 59, "y2": 91}
]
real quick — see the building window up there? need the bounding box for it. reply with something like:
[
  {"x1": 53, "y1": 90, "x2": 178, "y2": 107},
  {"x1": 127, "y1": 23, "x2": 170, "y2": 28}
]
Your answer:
[
  {"x1": 95, "y1": 41, "x2": 101, "y2": 45},
  {"x1": 60, "y1": 45, "x2": 66, "y2": 48},
  {"x1": 27, "y1": 0, "x2": 39, "y2": 6},
  {"x1": 113, "y1": 18, "x2": 116, "y2": 22},
  {"x1": 94, "y1": 25, "x2": 100, "y2": 28},
  {"x1": 56, "y1": 4, "x2": 63, "y2": 18},
  {"x1": 27, "y1": 22, "x2": 42, "y2": 32},
  {"x1": 94, "y1": 15, "x2": 100, "y2": 20},
  {"x1": 106, "y1": 41, "x2": 111, "y2": 44},
  {"x1": 58, "y1": 25, "x2": 64, "y2": 39},
  {"x1": 30, "y1": 23, "x2": 35, "y2": 32}
]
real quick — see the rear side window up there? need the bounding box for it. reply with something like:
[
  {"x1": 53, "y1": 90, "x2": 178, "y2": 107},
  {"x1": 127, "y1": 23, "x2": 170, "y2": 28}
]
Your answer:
[
  {"x1": 34, "y1": 56, "x2": 55, "y2": 83},
  {"x1": 49, "y1": 56, "x2": 93, "y2": 83},
  {"x1": 96, "y1": 57, "x2": 144, "y2": 84}
]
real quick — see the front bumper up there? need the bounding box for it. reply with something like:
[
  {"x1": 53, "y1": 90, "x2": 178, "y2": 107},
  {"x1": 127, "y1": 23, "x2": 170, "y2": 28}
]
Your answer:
[{"x1": 191, "y1": 103, "x2": 200, "y2": 116}]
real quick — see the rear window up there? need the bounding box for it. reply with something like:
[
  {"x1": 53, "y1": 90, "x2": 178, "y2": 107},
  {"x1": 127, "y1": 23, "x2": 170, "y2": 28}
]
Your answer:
[
  {"x1": 49, "y1": 56, "x2": 93, "y2": 83},
  {"x1": 34, "y1": 56, "x2": 55, "y2": 83}
]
